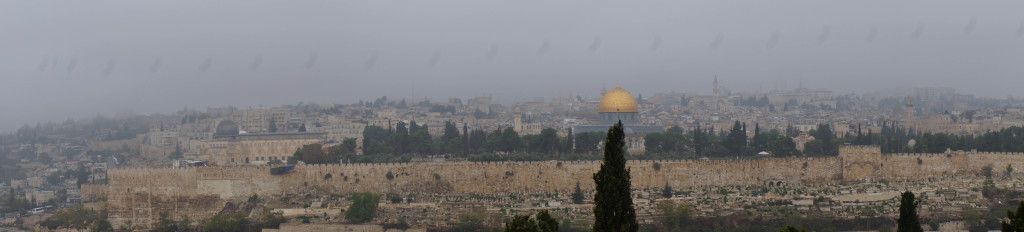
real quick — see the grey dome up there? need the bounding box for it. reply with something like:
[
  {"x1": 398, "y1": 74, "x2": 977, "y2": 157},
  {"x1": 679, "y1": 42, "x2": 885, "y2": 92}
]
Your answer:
[{"x1": 214, "y1": 120, "x2": 239, "y2": 137}]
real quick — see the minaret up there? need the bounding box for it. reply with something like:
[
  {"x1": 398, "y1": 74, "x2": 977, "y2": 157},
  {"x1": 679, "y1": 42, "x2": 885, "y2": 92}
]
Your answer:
[{"x1": 905, "y1": 96, "x2": 914, "y2": 127}]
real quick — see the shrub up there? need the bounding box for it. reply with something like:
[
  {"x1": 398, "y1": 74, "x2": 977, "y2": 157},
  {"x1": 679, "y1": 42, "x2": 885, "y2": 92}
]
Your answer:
[
  {"x1": 204, "y1": 214, "x2": 249, "y2": 232},
  {"x1": 40, "y1": 207, "x2": 100, "y2": 230},
  {"x1": 345, "y1": 192, "x2": 381, "y2": 223},
  {"x1": 382, "y1": 218, "x2": 411, "y2": 230},
  {"x1": 297, "y1": 216, "x2": 311, "y2": 224},
  {"x1": 260, "y1": 212, "x2": 286, "y2": 229},
  {"x1": 388, "y1": 193, "x2": 403, "y2": 204}
]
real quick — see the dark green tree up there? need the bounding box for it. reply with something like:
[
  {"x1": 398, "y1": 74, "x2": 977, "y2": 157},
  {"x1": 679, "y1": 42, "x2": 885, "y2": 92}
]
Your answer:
[
  {"x1": 268, "y1": 119, "x2": 278, "y2": 133},
  {"x1": 298, "y1": 123, "x2": 306, "y2": 132},
  {"x1": 983, "y1": 164, "x2": 995, "y2": 179},
  {"x1": 290, "y1": 144, "x2": 332, "y2": 164},
  {"x1": 726, "y1": 120, "x2": 748, "y2": 156},
  {"x1": 409, "y1": 121, "x2": 421, "y2": 133},
  {"x1": 342, "y1": 138, "x2": 357, "y2": 153},
  {"x1": 897, "y1": 191, "x2": 924, "y2": 232},
  {"x1": 505, "y1": 214, "x2": 538, "y2": 232},
  {"x1": 538, "y1": 128, "x2": 559, "y2": 156},
  {"x1": 261, "y1": 211, "x2": 287, "y2": 229},
  {"x1": 592, "y1": 121, "x2": 638, "y2": 232},
  {"x1": 564, "y1": 127, "x2": 575, "y2": 154},
  {"x1": 1002, "y1": 201, "x2": 1024, "y2": 232},
  {"x1": 468, "y1": 128, "x2": 488, "y2": 154},
  {"x1": 408, "y1": 123, "x2": 434, "y2": 155},
  {"x1": 752, "y1": 124, "x2": 766, "y2": 151},
  {"x1": 656, "y1": 200, "x2": 691, "y2": 231},
  {"x1": 761, "y1": 130, "x2": 800, "y2": 157},
  {"x1": 345, "y1": 192, "x2": 381, "y2": 223},
  {"x1": 644, "y1": 132, "x2": 689, "y2": 155},
  {"x1": 442, "y1": 121, "x2": 460, "y2": 154},
  {"x1": 361, "y1": 125, "x2": 393, "y2": 155},
  {"x1": 661, "y1": 182, "x2": 673, "y2": 198},
  {"x1": 504, "y1": 210, "x2": 558, "y2": 232},
  {"x1": 391, "y1": 122, "x2": 409, "y2": 155},
  {"x1": 91, "y1": 218, "x2": 113, "y2": 232},
  {"x1": 501, "y1": 127, "x2": 524, "y2": 153},
  {"x1": 692, "y1": 128, "x2": 712, "y2": 157},
  {"x1": 572, "y1": 181, "x2": 584, "y2": 204},
  {"x1": 575, "y1": 132, "x2": 606, "y2": 154},
  {"x1": 1007, "y1": 164, "x2": 1014, "y2": 178},
  {"x1": 536, "y1": 210, "x2": 558, "y2": 232}
]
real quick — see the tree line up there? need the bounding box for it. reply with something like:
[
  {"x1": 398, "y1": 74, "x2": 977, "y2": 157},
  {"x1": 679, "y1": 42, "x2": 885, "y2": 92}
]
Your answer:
[
  {"x1": 348, "y1": 121, "x2": 608, "y2": 162},
  {"x1": 291, "y1": 120, "x2": 1024, "y2": 165},
  {"x1": 644, "y1": 121, "x2": 800, "y2": 158},
  {"x1": 832, "y1": 122, "x2": 1024, "y2": 154}
]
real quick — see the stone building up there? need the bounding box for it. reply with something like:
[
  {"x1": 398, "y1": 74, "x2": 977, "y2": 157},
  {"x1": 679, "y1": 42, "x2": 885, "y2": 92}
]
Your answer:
[{"x1": 187, "y1": 120, "x2": 324, "y2": 165}]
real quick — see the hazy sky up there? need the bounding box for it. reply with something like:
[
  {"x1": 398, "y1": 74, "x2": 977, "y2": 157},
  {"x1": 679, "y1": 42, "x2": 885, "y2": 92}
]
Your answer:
[{"x1": 2, "y1": 0, "x2": 1023, "y2": 132}]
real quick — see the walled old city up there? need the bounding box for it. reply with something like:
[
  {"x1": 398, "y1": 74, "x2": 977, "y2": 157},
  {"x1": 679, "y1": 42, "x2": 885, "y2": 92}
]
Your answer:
[{"x1": 6, "y1": 84, "x2": 1024, "y2": 231}]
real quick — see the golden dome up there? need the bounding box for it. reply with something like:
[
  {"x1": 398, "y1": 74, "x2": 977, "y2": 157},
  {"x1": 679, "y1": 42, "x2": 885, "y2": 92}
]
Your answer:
[{"x1": 598, "y1": 87, "x2": 638, "y2": 113}]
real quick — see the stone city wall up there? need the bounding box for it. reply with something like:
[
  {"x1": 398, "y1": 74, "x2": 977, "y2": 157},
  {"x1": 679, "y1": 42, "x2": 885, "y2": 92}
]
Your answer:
[
  {"x1": 103, "y1": 146, "x2": 1024, "y2": 229},
  {"x1": 80, "y1": 184, "x2": 107, "y2": 202},
  {"x1": 965, "y1": 152, "x2": 1024, "y2": 175}
]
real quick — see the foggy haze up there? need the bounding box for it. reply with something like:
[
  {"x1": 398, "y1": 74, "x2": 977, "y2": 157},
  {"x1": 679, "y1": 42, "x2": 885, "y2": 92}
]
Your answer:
[{"x1": 2, "y1": 0, "x2": 1023, "y2": 132}]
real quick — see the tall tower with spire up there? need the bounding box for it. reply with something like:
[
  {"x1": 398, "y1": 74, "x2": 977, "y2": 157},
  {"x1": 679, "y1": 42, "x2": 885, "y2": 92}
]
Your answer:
[
  {"x1": 905, "y1": 96, "x2": 915, "y2": 127},
  {"x1": 713, "y1": 76, "x2": 720, "y2": 96}
]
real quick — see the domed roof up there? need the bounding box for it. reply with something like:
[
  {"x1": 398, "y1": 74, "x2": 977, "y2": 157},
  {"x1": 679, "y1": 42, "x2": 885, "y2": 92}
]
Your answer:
[
  {"x1": 214, "y1": 120, "x2": 239, "y2": 137},
  {"x1": 598, "y1": 87, "x2": 638, "y2": 113}
]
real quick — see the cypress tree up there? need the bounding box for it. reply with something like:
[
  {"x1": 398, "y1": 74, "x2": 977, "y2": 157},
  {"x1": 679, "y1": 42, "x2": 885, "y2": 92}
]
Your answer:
[
  {"x1": 727, "y1": 121, "x2": 747, "y2": 156},
  {"x1": 897, "y1": 191, "x2": 923, "y2": 232},
  {"x1": 661, "y1": 182, "x2": 673, "y2": 198},
  {"x1": 1001, "y1": 201, "x2": 1024, "y2": 231},
  {"x1": 571, "y1": 181, "x2": 584, "y2": 204},
  {"x1": 592, "y1": 121, "x2": 638, "y2": 232}
]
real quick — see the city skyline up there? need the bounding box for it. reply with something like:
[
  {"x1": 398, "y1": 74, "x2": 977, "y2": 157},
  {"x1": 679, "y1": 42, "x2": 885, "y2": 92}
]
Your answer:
[{"x1": 3, "y1": 0, "x2": 1024, "y2": 133}]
